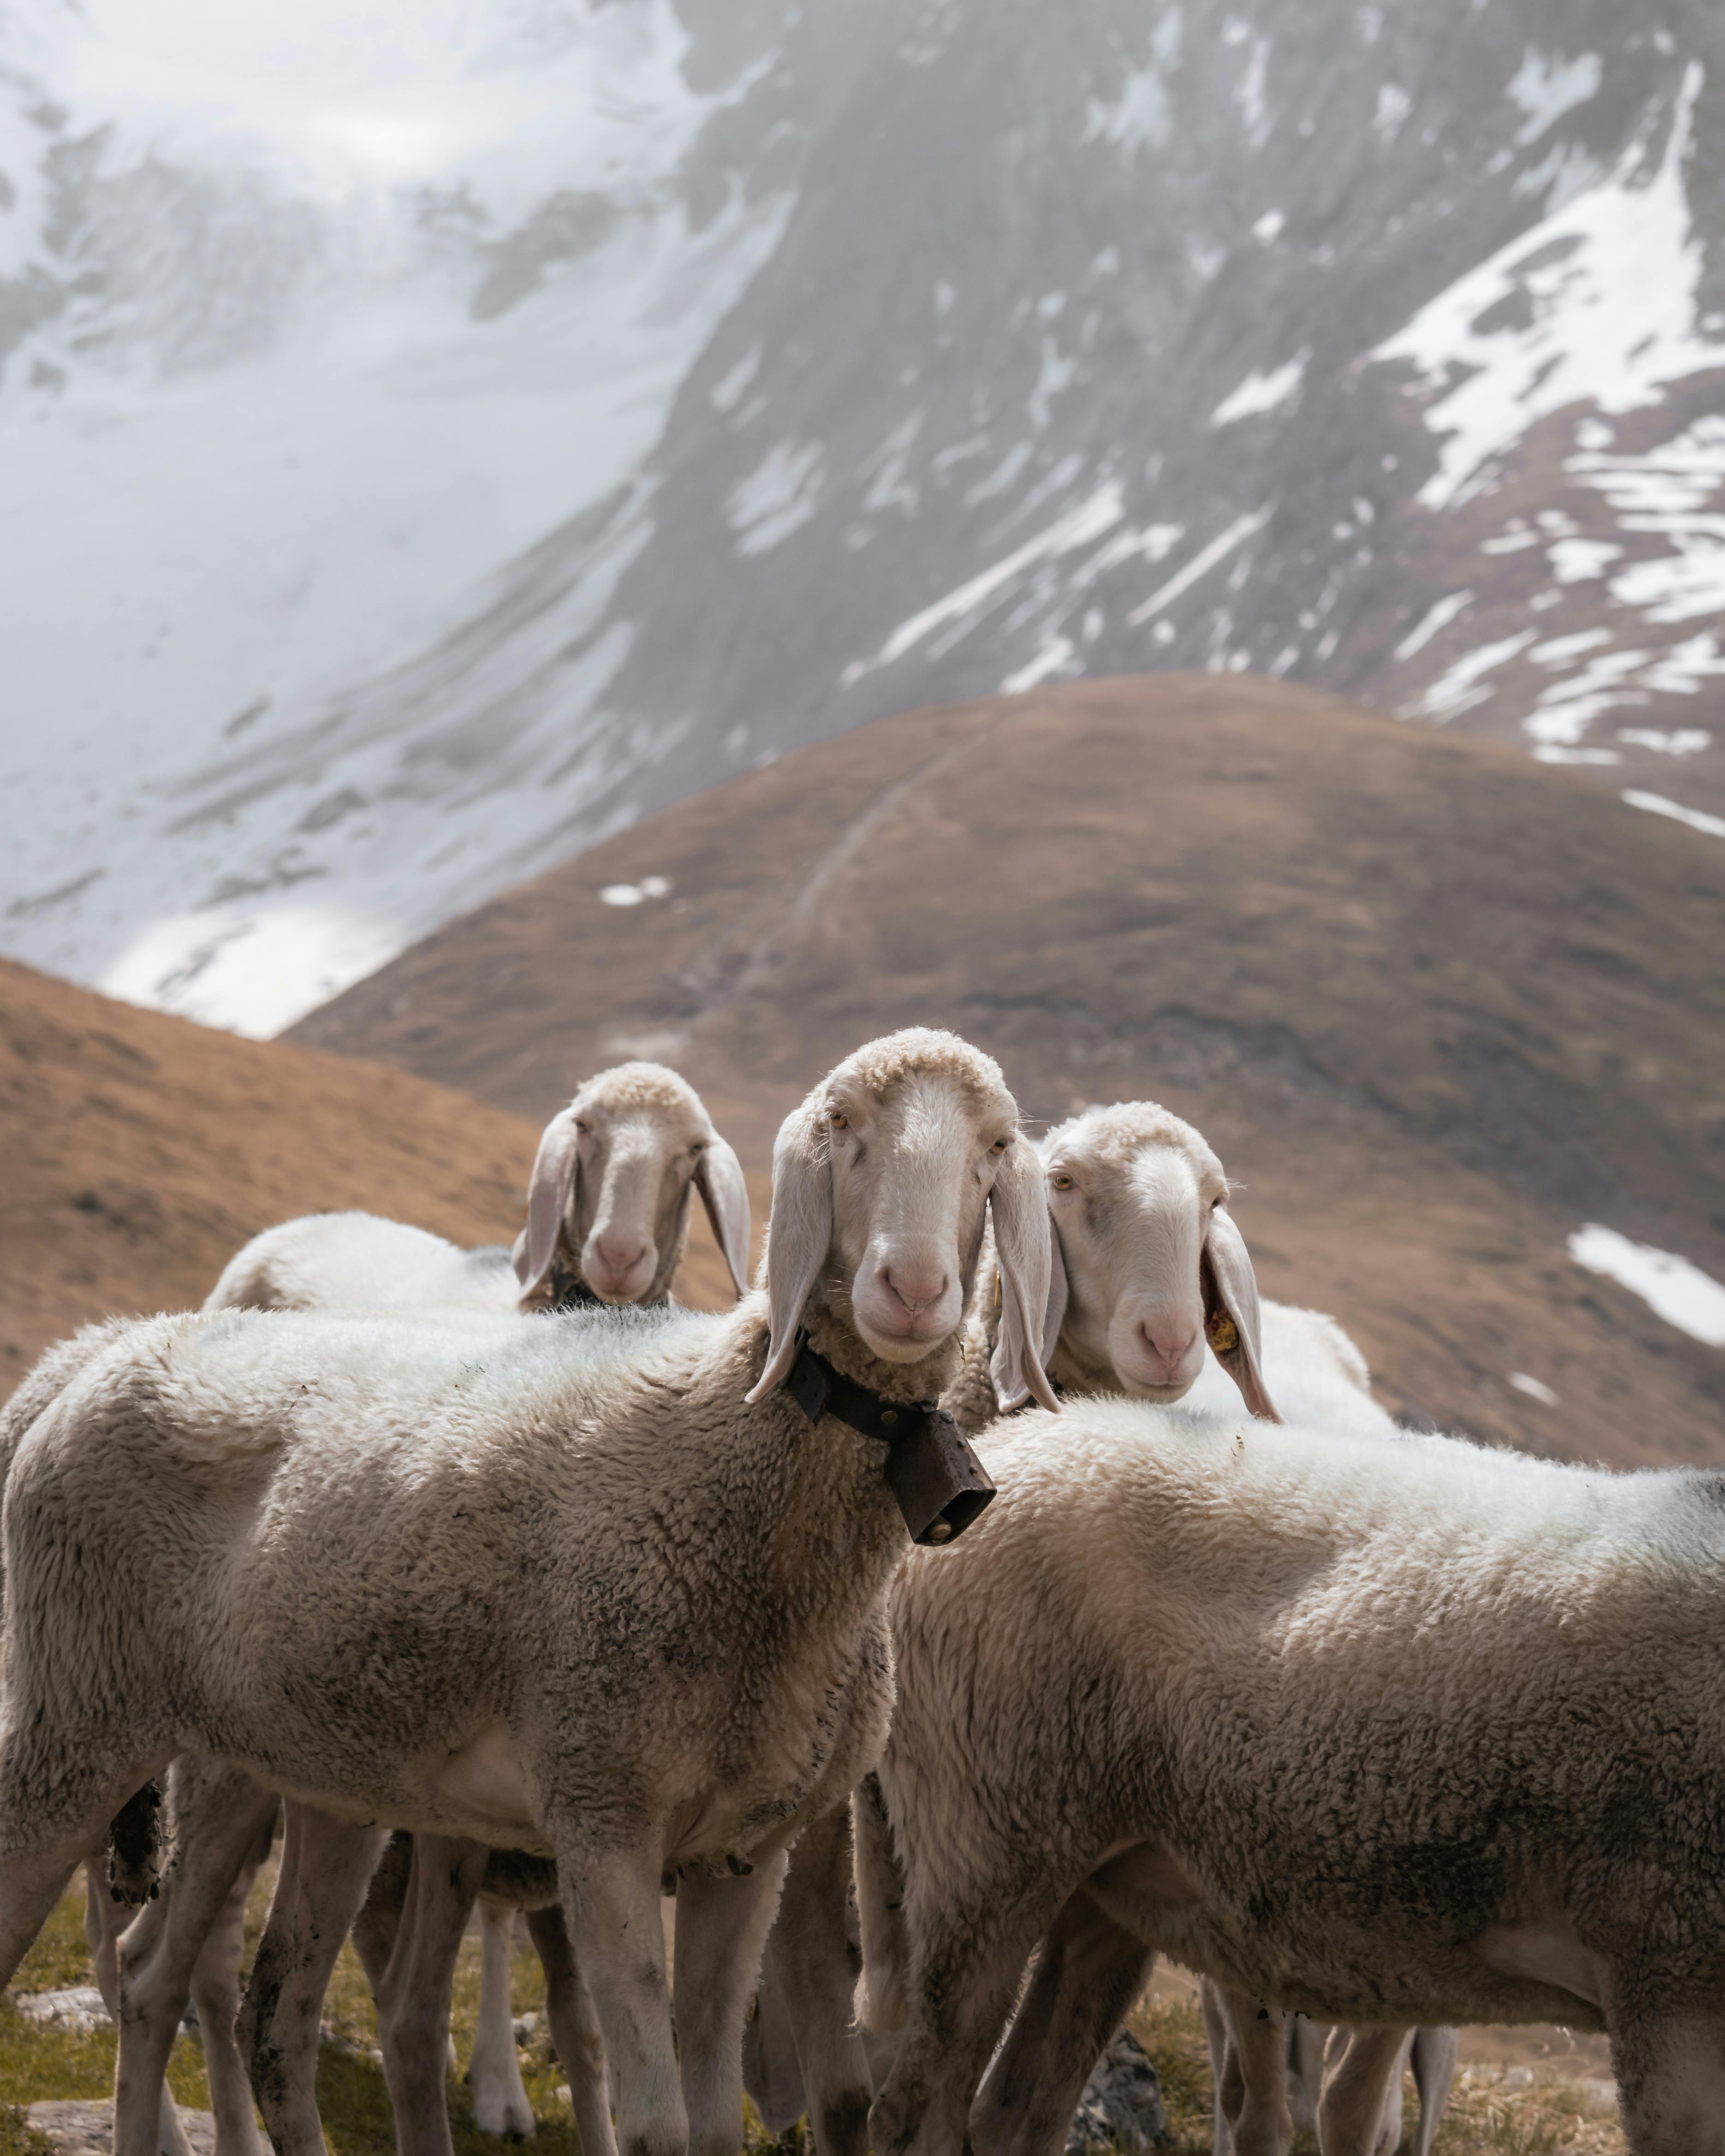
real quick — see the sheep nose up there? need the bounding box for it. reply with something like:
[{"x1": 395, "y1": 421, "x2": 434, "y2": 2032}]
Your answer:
[
  {"x1": 1137, "y1": 1320, "x2": 1199, "y2": 1374},
  {"x1": 595, "y1": 1236, "x2": 647, "y2": 1280},
  {"x1": 881, "y1": 1265, "x2": 948, "y2": 1316}
]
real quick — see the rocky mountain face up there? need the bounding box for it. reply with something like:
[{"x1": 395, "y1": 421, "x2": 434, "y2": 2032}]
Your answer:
[{"x1": 4, "y1": 0, "x2": 1723, "y2": 1030}]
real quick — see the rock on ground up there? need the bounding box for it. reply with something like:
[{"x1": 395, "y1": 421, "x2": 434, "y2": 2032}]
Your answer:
[
  {"x1": 24, "y1": 2104, "x2": 216, "y2": 2156},
  {"x1": 1065, "y1": 2029, "x2": 1170, "y2": 2154}
]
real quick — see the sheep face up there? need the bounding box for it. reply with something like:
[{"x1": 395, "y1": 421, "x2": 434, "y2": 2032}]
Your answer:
[
  {"x1": 1041, "y1": 1102, "x2": 1277, "y2": 1419},
  {"x1": 748, "y1": 1029, "x2": 1058, "y2": 1408},
  {"x1": 515, "y1": 1063, "x2": 751, "y2": 1306}
]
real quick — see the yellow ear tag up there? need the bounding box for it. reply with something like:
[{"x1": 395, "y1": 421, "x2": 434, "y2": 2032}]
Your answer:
[
  {"x1": 1207, "y1": 1312, "x2": 1239, "y2": 1355},
  {"x1": 993, "y1": 1271, "x2": 1002, "y2": 1310}
]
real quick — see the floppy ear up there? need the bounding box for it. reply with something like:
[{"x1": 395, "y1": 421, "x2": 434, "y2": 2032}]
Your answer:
[
  {"x1": 515, "y1": 1106, "x2": 582, "y2": 1294},
  {"x1": 989, "y1": 1135, "x2": 1060, "y2": 1414},
  {"x1": 1041, "y1": 1225, "x2": 1070, "y2": 1369},
  {"x1": 744, "y1": 1104, "x2": 833, "y2": 1403},
  {"x1": 1202, "y1": 1205, "x2": 1281, "y2": 1422},
  {"x1": 695, "y1": 1134, "x2": 752, "y2": 1300}
]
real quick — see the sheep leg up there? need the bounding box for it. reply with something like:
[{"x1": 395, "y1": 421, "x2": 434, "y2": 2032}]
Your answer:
[
  {"x1": 1407, "y1": 2026, "x2": 1457, "y2": 2156},
  {"x1": 189, "y1": 1815, "x2": 277, "y2": 2156},
  {"x1": 1211, "y1": 1987, "x2": 1291, "y2": 2156},
  {"x1": 469, "y1": 1895, "x2": 536, "y2": 2137},
  {"x1": 526, "y1": 1902, "x2": 617, "y2": 2156},
  {"x1": 111, "y1": 1770, "x2": 280, "y2": 2156},
  {"x1": 761, "y1": 1805, "x2": 874, "y2": 2156},
  {"x1": 86, "y1": 1862, "x2": 198, "y2": 2156},
  {"x1": 1198, "y1": 1977, "x2": 1234, "y2": 2156},
  {"x1": 1285, "y1": 2017, "x2": 1327, "y2": 2138},
  {"x1": 869, "y1": 1889, "x2": 1068, "y2": 2156},
  {"x1": 1610, "y1": 2004, "x2": 1725, "y2": 2156},
  {"x1": 370, "y1": 1833, "x2": 489, "y2": 2156},
  {"x1": 560, "y1": 1845, "x2": 685, "y2": 2156},
  {"x1": 240, "y1": 1801, "x2": 387, "y2": 2156},
  {"x1": 673, "y1": 1853, "x2": 791, "y2": 2156},
  {"x1": 1315, "y1": 2025, "x2": 1408, "y2": 2156},
  {"x1": 970, "y1": 1888, "x2": 1155, "y2": 2156},
  {"x1": 851, "y1": 1773, "x2": 908, "y2": 2037}
]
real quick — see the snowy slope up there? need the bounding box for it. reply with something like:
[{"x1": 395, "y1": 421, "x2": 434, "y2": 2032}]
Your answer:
[
  {"x1": 0, "y1": 0, "x2": 788, "y2": 1028},
  {"x1": 4, "y1": 0, "x2": 1725, "y2": 1034}
]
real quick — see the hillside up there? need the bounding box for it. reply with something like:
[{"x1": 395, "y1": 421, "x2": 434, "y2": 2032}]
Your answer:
[
  {"x1": 0, "y1": 958, "x2": 736, "y2": 1381},
  {"x1": 6, "y1": 2, "x2": 1724, "y2": 1034},
  {"x1": 295, "y1": 673, "x2": 1725, "y2": 1469}
]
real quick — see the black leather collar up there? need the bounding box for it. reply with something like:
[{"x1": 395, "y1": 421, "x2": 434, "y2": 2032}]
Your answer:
[{"x1": 783, "y1": 1331, "x2": 996, "y2": 1547}]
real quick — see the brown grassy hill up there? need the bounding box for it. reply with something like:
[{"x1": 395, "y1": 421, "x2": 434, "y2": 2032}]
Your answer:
[
  {"x1": 294, "y1": 672, "x2": 1725, "y2": 1470},
  {"x1": 0, "y1": 959, "x2": 744, "y2": 1383}
]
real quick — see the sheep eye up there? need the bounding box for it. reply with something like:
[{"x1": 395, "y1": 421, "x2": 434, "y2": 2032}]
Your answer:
[
  {"x1": 827, "y1": 1108, "x2": 848, "y2": 1129},
  {"x1": 574, "y1": 1120, "x2": 591, "y2": 1136},
  {"x1": 988, "y1": 1136, "x2": 1010, "y2": 1157},
  {"x1": 1050, "y1": 1171, "x2": 1076, "y2": 1192}
]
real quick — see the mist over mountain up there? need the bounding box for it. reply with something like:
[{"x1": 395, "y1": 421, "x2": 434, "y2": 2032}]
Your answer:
[{"x1": 4, "y1": 0, "x2": 1723, "y2": 1033}]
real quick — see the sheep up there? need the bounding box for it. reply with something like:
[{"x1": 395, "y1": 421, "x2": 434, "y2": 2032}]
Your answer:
[
  {"x1": 754, "y1": 1101, "x2": 1451, "y2": 2156},
  {"x1": 855, "y1": 1392, "x2": 1725, "y2": 2156},
  {"x1": 960, "y1": 1103, "x2": 1455, "y2": 2156},
  {"x1": 0, "y1": 1028, "x2": 1055, "y2": 2156},
  {"x1": 209, "y1": 1057, "x2": 753, "y2": 1319},
  {"x1": 190, "y1": 1061, "x2": 752, "y2": 2150}
]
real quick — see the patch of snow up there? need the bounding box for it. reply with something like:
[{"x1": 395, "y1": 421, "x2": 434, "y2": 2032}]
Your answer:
[
  {"x1": 1001, "y1": 632, "x2": 1079, "y2": 694},
  {"x1": 1373, "y1": 83, "x2": 1410, "y2": 143},
  {"x1": 711, "y1": 345, "x2": 762, "y2": 414},
  {"x1": 1212, "y1": 354, "x2": 1306, "y2": 426},
  {"x1": 1481, "y1": 523, "x2": 1540, "y2": 554},
  {"x1": 1374, "y1": 65, "x2": 1725, "y2": 510},
  {"x1": 1252, "y1": 208, "x2": 1285, "y2": 244},
  {"x1": 1394, "y1": 589, "x2": 1472, "y2": 661},
  {"x1": 101, "y1": 900, "x2": 407, "y2": 1039},
  {"x1": 1086, "y1": 65, "x2": 1172, "y2": 156},
  {"x1": 1509, "y1": 1372, "x2": 1560, "y2": 1406},
  {"x1": 845, "y1": 483, "x2": 1126, "y2": 681},
  {"x1": 1506, "y1": 50, "x2": 1603, "y2": 145},
  {"x1": 1623, "y1": 789, "x2": 1725, "y2": 841},
  {"x1": 1126, "y1": 509, "x2": 1272, "y2": 626},
  {"x1": 1548, "y1": 538, "x2": 1623, "y2": 582},
  {"x1": 1617, "y1": 727, "x2": 1712, "y2": 755},
  {"x1": 728, "y1": 440, "x2": 826, "y2": 556},
  {"x1": 1399, "y1": 630, "x2": 1535, "y2": 721},
  {"x1": 1569, "y1": 1224, "x2": 1725, "y2": 1348}
]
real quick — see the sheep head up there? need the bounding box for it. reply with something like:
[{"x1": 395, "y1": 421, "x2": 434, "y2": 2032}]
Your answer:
[
  {"x1": 513, "y1": 1063, "x2": 751, "y2": 1307},
  {"x1": 1040, "y1": 1102, "x2": 1279, "y2": 1421},
  {"x1": 746, "y1": 1028, "x2": 1057, "y2": 1411}
]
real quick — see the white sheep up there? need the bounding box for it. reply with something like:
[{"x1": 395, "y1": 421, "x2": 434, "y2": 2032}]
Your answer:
[
  {"x1": 1001, "y1": 1101, "x2": 1457, "y2": 2156},
  {"x1": 193, "y1": 1060, "x2": 752, "y2": 2150},
  {"x1": 755, "y1": 1101, "x2": 1450, "y2": 2156},
  {"x1": 0, "y1": 1028, "x2": 1055, "y2": 2156},
  {"x1": 210, "y1": 1056, "x2": 753, "y2": 1320},
  {"x1": 857, "y1": 1395, "x2": 1725, "y2": 2156}
]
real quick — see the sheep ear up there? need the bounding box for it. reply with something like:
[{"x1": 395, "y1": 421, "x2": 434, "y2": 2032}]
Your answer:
[
  {"x1": 695, "y1": 1135, "x2": 752, "y2": 1301},
  {"x1": 516, "y1": 1107, "x2": 582, "y2": 1294},
  {"x1": 989, "y1": 1135, "x2": 1060, "y2": 1414},
  {"x1": 1041, "y1": 1229, "x2": 1070, "y2": 1369},
  {"x1": 1202, "y1": 1206, "x2": 1280, "y2": 1422},
  {"x1": 744, "y1": 1105, "x2": 832, "y2": 1403}
]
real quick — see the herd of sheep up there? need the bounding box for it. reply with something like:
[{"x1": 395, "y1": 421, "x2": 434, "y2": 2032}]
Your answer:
[{"x1": 1, "y1": 1029, "x2": 1722, "y2": 2156}]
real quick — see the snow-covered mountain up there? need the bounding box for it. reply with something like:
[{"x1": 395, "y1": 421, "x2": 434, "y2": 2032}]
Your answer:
[{"x1": 4, "y1": 0, "x2": 1724, "y2": 1034}]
